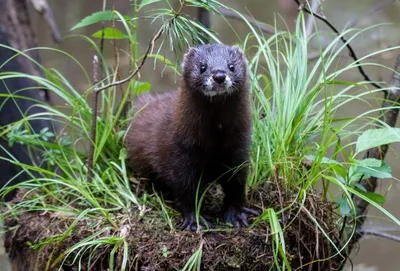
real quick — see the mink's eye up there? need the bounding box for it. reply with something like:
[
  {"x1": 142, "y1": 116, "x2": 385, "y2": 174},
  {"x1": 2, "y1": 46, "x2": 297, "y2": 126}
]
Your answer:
[
  {"x1": 200, "y1": 63, "x2": 207, "y2": 73},
  {"x1": 228, "y1": 64, "x2": 235, "y2": 72}
]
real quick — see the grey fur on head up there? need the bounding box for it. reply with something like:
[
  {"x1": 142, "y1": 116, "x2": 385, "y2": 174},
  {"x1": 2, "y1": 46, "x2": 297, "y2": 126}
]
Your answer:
[{"x1": 181, "y1": 44, "x2": 248, "y2": 97}]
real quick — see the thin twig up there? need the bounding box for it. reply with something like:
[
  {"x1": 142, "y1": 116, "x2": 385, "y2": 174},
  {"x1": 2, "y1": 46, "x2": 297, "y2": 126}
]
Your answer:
[
  {"x1": 112, "y1": 0, "x2": 125, "y2": 97},
  {"x1": 87, "y1": 0, "x2": 106, "y2": 182},
  {"x1": 360, "y1": 229, "x2": 400, "y2": 243},
  {"x1": 87, "y1": 55, "x2": 99, "y2": 182},
  {"x1": 30, "y1": 0, "x2": 61, "y2": 42},
  {"x1": 94, "y1": 24, "x2": 164, "y2": 93},
  {"x1": 100, "y1": 0, "x2": 107, "y2": 53},
  {"x1": 294, "y1": 0, "x2": 384, "y2": 90},
  {"x1": 173, "y1": 0, "x2": 186, "y2": 15},
  {"x1": 305, "y1": 0, "x2": 319, "y2": 37}
]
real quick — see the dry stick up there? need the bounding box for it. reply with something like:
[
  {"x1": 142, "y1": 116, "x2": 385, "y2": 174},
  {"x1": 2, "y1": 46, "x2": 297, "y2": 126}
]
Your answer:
[
  {"x1": 30, "y1": 0, "x2": 61, "y2": 42},
  {"x1": 294, "y1": 0, "x2": 384, "y2": 90},
  {"x1": 87, "y1": 55, "x2": 100, "y2": 182},
  {"x1": 86, "y1": 0, "x2": 107, "y2": 182},
  {"x1": 111, "y1": 0, "x2": 125, "y2": 97},
  {"x1": 305, "y1": 0, "x2": 320, "y2": 37}
]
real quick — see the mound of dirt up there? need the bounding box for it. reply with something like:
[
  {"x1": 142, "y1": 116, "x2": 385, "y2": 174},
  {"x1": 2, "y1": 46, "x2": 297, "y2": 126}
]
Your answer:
[{"x1": 3, "y1": 183, "x2": 342, "y2": 270}]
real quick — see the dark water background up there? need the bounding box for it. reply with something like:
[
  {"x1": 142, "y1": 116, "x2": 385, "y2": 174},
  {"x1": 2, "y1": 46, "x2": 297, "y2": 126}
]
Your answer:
[{"x1": 1, "y1": 1, "x2": 400, "y2": 270}]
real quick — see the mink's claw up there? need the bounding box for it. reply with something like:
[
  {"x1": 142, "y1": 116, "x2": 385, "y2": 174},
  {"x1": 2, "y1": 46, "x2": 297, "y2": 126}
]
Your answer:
[
  {"x1": 223, "y1": 206, "x2": 259, "y2": 228},
  {"x1": 179, "y1": 213, "x2": 214, "y2": 231},
  {"x1": 241, "y1": 206, "x2": 260, "y2": 216}
]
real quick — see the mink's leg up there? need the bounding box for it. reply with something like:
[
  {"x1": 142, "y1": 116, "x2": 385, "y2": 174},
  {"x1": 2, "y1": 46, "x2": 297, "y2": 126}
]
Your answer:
[
  {"x1": 169, "y1": 173, "x2": 214, "y2": 231},
  {"x1": 222, "y1": 167, "x2": 258, "y2": 228}
]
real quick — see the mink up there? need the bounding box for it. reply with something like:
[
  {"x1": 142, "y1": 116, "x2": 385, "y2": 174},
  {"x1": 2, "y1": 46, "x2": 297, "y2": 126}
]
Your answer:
[{"x1": 126, "y1": 44, "x2": 255, "y2": 230}]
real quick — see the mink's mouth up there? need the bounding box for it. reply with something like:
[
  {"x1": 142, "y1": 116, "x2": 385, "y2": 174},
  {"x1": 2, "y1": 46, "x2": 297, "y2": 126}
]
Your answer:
[{"x1": 201, "y1": 75, "x2": 233, "y2": 97}]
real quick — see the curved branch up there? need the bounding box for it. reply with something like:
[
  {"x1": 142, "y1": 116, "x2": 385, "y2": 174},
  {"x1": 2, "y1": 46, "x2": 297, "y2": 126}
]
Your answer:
[
  {"x1": 294, "y1": 0, "x2": 384, "y2": 90},
  {"x1": 361, "y1": 229, "x2": 400, "y2": 243},
  {"x1": 93, "y1": 24, "x2": 164, "y2": 93}
]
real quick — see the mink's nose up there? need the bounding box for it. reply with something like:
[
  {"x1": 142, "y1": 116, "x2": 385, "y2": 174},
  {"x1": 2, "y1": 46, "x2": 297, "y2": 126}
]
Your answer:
[{"x1": 213, "y1": 72, "x2": 226, "y2": 84}]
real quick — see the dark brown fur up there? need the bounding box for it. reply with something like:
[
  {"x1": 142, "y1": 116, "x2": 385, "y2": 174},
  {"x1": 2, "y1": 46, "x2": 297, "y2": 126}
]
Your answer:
[{"x1": 126, "y1": 44, "x2": 253, "y2": 230}]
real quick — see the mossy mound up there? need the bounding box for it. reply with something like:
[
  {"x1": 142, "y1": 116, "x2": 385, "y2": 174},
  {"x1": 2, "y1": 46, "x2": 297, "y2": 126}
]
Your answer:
[{"x1": 4, "y1": 184, "x2": 342, "y2": 270}]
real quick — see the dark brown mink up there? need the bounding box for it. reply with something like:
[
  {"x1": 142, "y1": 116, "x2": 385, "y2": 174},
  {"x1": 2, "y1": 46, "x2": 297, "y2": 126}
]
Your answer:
[{"x1": 126, "y1": 44, "x2": 255, "y2": 230}]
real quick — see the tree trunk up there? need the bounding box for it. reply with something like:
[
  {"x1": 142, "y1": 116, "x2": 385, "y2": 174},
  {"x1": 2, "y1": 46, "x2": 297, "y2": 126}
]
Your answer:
[{"x1": 0, "y1": 0, "x2": 53, "y2": 201}]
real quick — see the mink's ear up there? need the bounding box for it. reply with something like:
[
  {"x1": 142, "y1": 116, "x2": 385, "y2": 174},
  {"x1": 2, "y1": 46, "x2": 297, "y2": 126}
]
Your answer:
[
  {"x1": 186, "y1": 46, "x2": 200, "y2": 55},
  {"x1": 231, "y1": 45, "x2": 246, "y2": 59},
  {"x1": 231, "y1": 45, "x2": 248, "y2": 65},
  {"x1": 182, "y1": 46, "x2": 199, "y2": 70}
]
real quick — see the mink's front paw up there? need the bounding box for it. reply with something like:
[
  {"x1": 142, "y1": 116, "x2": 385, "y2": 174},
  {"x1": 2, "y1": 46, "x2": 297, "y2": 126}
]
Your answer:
[
  {"x1": 179, "y1": 213, "x2": 214, "y2": 231},
  {"x1": 223, "y1": 206, "x2": 259, "y2": 228}
]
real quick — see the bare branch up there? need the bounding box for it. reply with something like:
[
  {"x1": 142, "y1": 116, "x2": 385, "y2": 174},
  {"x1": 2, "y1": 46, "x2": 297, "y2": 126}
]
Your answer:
[
  {"x1": 87, "y1": 55, "x2": 99, "y2": 182},
  {"x1": 93, "y1": 25, "x2": 164, "y2": 93},
  {"x1": 305, "y1": 0, "x2": 320, "y2": 37},
  {"x1": 294, "y1": 0, "x2": 384, "y2": 90},
  {"x1": 111, "y1": 0, "x2": 125, "y2": 97},
  {"x1": 30, "y1": 0, "x2": 61, "y2": 42},
  {"x1": 360, "y1": 229, "x2": 400, "y2": 243},
  {"x1": 94, "y1": 0, "x2": 192, "y2": 93}
]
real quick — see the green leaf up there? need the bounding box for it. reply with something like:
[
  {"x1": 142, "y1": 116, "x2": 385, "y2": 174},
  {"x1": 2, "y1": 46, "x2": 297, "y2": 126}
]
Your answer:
[
  {"x1": 355, "y1": 189, "x2": 385, "y2": 205},
  {"x1": 355, "y1": 159, "x2": 392, "y2": 179},
  {"x1": 71, "y1": 11, "x2": 131, "y2": 31},
  {"x1": 356, "y1": 128, "x2": 400, "y2": 154},
  {"x1": 355, "y1": 183, "x2": 367, "y2": 192},
  {"x1": 349, "y1": 172, "x2": 370, "y2": 182},
  {"x1": 139, "y1": 0, "x2": 163, "y2": 9},
  {"x1": 119, "y1": 148, "x2": 127, "y2": 160},
  {"x1": 161, "y1": 246, "x2": 169, "y2": 258},
  {"x1": 336, "y1": 197, "x2": 351, "y2": 216},
  {"x1": 71, "y1": 11, "x2": 113, "y2": 30},
  {"x1": 92, "y1": 28, "x2": 127, "y2": 39},
  {"x1": 331, "y1": 164, "x2": 347, "y2": 179},
  {"x1": 304, "y1": 155, "x2": 341, "y2": 165},
  {"x1": 147, "y1": 54, "x2": 181, "y2": 75},
  {"x1": 347, "y1": 187, "x2": 398, "y2": 224},
  {"x1": 357, "y1": 158, "x2": 382, "y2": 168},
  {"x1": 131, "y1": 80, "x2": 151, "y2": 95}
]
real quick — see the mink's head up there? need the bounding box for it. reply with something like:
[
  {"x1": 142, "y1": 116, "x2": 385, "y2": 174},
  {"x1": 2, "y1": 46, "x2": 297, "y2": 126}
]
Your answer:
[{"x1": 181, "y1": 44, "x2": 249, "y2": 97}]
